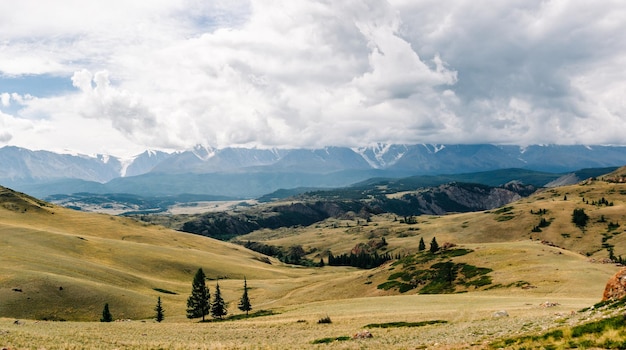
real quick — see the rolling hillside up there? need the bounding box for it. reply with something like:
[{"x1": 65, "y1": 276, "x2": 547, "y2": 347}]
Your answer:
[
  {"x1": 1, "y1": 166, "x2": 625, "y2": 330},
  {"x1": 0, "y1": 186, "x2": 317, "y2": 321},
  {"x1": 234, "y1": 167, "x2": 626, "y2": 299}
]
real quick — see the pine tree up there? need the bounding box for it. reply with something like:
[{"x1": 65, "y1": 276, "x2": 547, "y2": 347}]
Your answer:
[
  {"x1": 154, "y1": 296, "x2": 164, "y2": 322},
  {"x1": 429, "y1": 237, "x2": 440, "y2": 253},
  {"x1": 238, "y1": 277, "x2": 252, "y2": 316},
  {"x1": 186, "y1": 268, "x2": 210, "y2": 321},
  {"x1": 211, "y1": 282, "x2": 228, "y2": 319},
  {"x1": 418, "y1": 237, "x2": 426, "y2": 251},
  {"x1": 100, "y1": 303, "x2": 113, "y2": 322}
]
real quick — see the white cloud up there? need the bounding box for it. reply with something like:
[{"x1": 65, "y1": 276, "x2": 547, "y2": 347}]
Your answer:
[
  {"x1": 0, "y1": 109, "x2": 34, "y2": 145},
  {"x1": 1, "y1": 0, "x2": 626, "y2": 156},
  {"x1": 1, "y1": 93, "x2": 10, "y2": 107}
]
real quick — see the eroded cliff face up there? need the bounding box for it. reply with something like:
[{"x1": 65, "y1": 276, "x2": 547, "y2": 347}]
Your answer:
[
  {"x1": 177, "y1": 182, "x2": 535, "y2": 240},
  {"x1": 386, "y1": 182, "x2": 534, "y2": 216}
]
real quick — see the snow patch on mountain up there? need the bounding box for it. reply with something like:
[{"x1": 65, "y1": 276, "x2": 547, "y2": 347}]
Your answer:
[
  {"x1": 354, "y1": 143, "x2": 408, "y2": 169},
  {"x1": 191, "y1": 144, "x2": 216, "y2": 161},
  {"x1": 119, "y1": 155, "x2": 137, "y2": 177}
]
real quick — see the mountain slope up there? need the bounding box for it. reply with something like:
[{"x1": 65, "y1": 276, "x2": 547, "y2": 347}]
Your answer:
[
  {"x1": 1, "y1": 172, "x2": 624, "y2": 326},
  {"x1": 238, "y1": 171, "x2": 626, "y2": 262},
  {"x1": 232, "y1": 171, "x2": 626, "y2": 300},
  {"x1": 4, "y1": 144, "x2": 626, "y2": 199},
  {"x1": 0, "y1": 186, "x2": 307, "y2": 321},
  {"x1": 0, "y1": 146, "x2": 122, "y2": 182}
]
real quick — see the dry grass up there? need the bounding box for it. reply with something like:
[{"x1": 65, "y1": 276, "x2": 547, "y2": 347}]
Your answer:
[
  {"x1": 0, "y1": 187, "x2": 310, "y2": 320},
  {"x1": 238, "y1": 178, "x2": 626, "y2": 263},
  {"x1": 1, "y1": 178, "x2": 626, "y2": 348},
  {"x1": 0, "y1": 292, "x2": 605, "y2": 349}
]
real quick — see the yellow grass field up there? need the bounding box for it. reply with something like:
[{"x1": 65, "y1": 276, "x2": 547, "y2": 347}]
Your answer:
[
  {"x1": 1, "y1": 169, "x2": 626, "y2": 348},
  {"x1": 0, "y1": 291, "x2": 612, "y2": 349}
]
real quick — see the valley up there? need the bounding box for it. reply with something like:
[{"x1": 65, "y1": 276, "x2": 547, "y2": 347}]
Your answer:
[
  {"x1": 1, "y1": 166, "x2": 626, "y2": 348},
  {"x1": 5, "y1": 1, "x2": 626, "y2": 348}
]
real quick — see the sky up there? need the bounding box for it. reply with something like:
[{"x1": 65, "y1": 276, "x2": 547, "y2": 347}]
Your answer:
[{"x1": 1, "y1": 0, "x2": 625, "y2": 157}]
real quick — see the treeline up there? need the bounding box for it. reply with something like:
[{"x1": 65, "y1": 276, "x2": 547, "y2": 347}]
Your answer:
[
  {"x1": 241, "y1": 241, "x2": 317, "y2": 266},
  {"x1": 241, "y1": 240, "x2": 393, "y2": 269},
  {"x1": 327, "y1": 251, "x2": 392, "y2": 269}
]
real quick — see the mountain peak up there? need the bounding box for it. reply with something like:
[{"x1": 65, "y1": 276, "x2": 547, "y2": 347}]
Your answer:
[{"x1": 191, "y1": 144, "x2": 217, "y2": 161}]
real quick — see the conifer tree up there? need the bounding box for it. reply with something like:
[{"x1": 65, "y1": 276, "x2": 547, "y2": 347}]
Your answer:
[
  {"x1": 429, "y1": 237, "x2": 440, "y2": 253},
  {"x1": 211, "y1": 282, "x2": 228, "y2": 319},
  {"x1": 238, "y1": 277, "x2": 252, "y2": 316},
  {"x1": 100, "y1": 303, "x2": 113, "y2": 322},
  {"x1": 186, "y1": 268, "x2": 210, "y2": 321},
  {"x1": 418, "y1": 237, "x2": 426, "y2": 251},
  {"x1": 154, "y1": 296, "x2": 164, "y2": 322}
]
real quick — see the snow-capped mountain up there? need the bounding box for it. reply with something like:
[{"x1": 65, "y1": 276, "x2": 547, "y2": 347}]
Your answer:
[
  {"x1": 0, "y1": 146, "x2": 122, "y2": 182},
  {"x1": 355, "y1": 143, "x2": 409, "y2": 169},
  {"x1": 2, "y1": 144, "x2": 626, "y2": 198},
  {"x1": 122, "y1": 150, "x2": 172, "y2": 177}
]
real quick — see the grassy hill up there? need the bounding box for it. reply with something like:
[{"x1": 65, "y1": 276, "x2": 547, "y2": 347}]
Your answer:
[
  {"x1": 233, "y1": 168, "x2": 626, "y2": 303},
  {"x1": 0, "y1": 186, "x2": 319, "y2": 321},
  {"x1": 2, "y1": 168, "x2": 626, "y2": 348},
  {"x1": 238, "y1": 167, "x2": 626, "y2": 260}
]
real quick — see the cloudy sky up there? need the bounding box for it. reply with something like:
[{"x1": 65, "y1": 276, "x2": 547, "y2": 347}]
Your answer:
[{"x1": 1, "y1": 0, "x2": 625, "y2": 157}]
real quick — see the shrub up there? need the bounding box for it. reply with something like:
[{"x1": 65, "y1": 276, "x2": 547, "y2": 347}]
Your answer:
[
  {"x1": 365, "y1": 320, "x2": 447, "y2": 328},
  {"x1": 311, "y1": 336, "x2": 350, "y2": 344},
  {"x1": 318, "y1": 315, "x2": 332, "y2": 324},
  {"x1": 153, "y1": 288, "x2": 177, "y2": 295}
]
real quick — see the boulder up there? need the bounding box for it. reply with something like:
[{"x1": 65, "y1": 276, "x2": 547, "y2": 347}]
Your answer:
[
  {"x1": 353, "y1": 330, "x2": 373, "y2": 339},
  {"x1": 602, "y1": 267, "x2": 626, "y2": 301},
  {"x1": 493, "y1": 310, "x2": 509, "y2": 318},
  {"x1": 539, "y1": 301, "x2": 559, "y2": 308}
]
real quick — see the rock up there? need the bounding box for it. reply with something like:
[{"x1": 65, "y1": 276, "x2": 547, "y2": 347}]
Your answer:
[
  {"x1": 602, "y1": 267, "x2": 626, "y2": 301},
  {"x1": 353, "y1": 330, "x2": 373, "y2": 339},
  {"x1": 540, "y1": 301, "x2": 559, "y2": 308},
  {"x1": 493, "y1": 310, "x2": 509, "y2": 318}
]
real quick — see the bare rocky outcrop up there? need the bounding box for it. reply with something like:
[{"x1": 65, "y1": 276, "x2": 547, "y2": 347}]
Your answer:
[
  {"x1": 353, "y1": 330, "x2": 373, "y2": 339},
  {"x1": 602, "y1": 268, "x2": 626, "y2": 301}
]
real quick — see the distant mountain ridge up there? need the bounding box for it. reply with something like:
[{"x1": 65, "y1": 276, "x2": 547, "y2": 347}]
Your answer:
[
  {"x1": 2, "y1": 144, "x2": 626, "y2": 198},
  {"x1": 0, "y1": 146, "x2": 170, "y2": 182}
]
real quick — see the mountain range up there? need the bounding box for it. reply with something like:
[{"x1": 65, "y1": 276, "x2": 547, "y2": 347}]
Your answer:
[{"x1": 2, "y1": 144, "x2": 626, "y2": 198}]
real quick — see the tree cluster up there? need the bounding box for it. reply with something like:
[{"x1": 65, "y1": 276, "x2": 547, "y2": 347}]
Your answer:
[
  {"x1": 417, "y1": 237, "x2": 441, "y2": 253},
  {"x1": 327, "y1": 251, "x2": 392, "y2": 269},
  {"x1": 402, "y1": 215, "x2": 418, "y2": 224},
  {"x1": 572, "y1": 208, "x2": 589, "y2": 228},
  {"x1": 185, "y1": 268, "x2": 253, "y2": 321},
  {"x1": 531, "y1": 217, "x2": 551, "y2": 232},
  {"x1": 592, "y1": 197, "x2": 614, "y2": 206},
  {"x1": 608, "y1": 247, "x2": 626, "y2": 265},
  {"x1": 582, "y1": 197, "x2": 614, "y2": 206}
]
